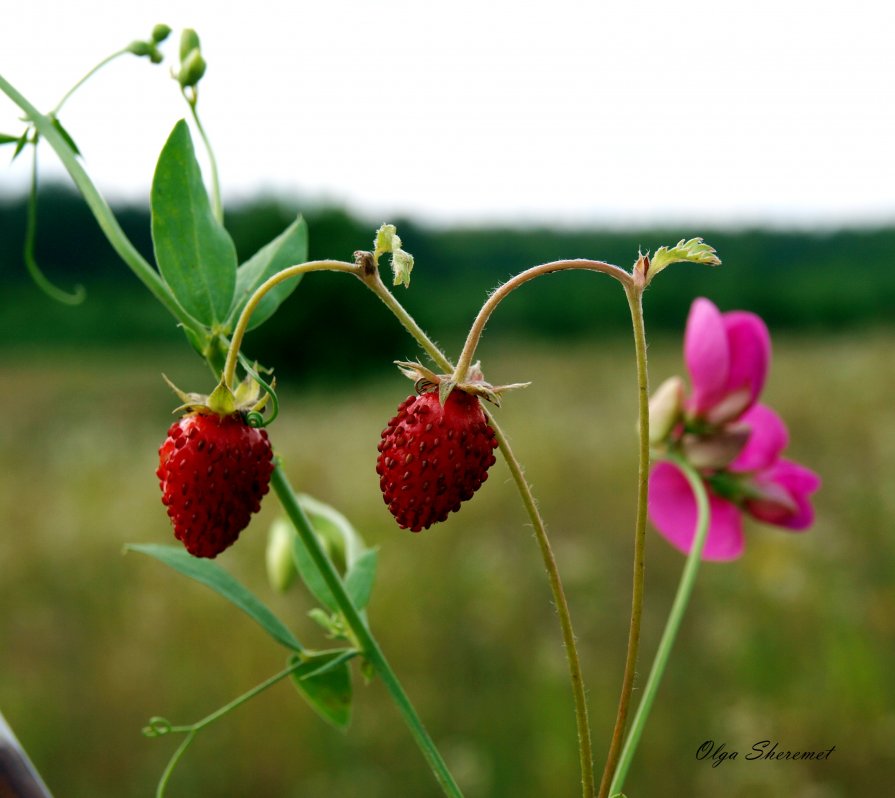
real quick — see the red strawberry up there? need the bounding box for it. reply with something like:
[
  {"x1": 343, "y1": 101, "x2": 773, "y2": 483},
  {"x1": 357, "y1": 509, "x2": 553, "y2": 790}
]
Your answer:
[
  {"x1": 157, "y1": 412, "x2": 274, "y2": 558},
  {"x1": 377, "y1": 389, "x2": 498, "y2": 532}
]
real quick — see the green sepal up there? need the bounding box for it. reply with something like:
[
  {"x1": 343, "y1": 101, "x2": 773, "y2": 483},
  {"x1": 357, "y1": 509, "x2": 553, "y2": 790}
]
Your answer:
[
  {"x1": 126, "y1": 544, "x2": 304, "y2": 653},
  {"x1": 227, "y1": 215, "x2": 309, "y2": 330},
  {"x1": 438, "y1": 379, "x2": 456, "y2": 406},
  {"x1": 0, "y1": 133, "x2": 19, "y2": 145},
  {"x1": 289, "y1": 650, "x2": 354, "y2": 730},
  {"x1": 151, "y1": 119, "x2": 237, "y2": 326}
]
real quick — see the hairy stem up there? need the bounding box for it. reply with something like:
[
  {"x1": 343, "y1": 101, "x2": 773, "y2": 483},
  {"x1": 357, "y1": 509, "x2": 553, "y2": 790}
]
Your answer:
[
  {"x1": 361, "y1": 268, "x2": 596, "y2": 797},
  {"x1": 451, "y1": 259, "x2": 633, "y2": 383},
  {"x1": 608, "y1": 454, "x2": 710, "y2": 796},
  {"x1": 222, "y1": 259, "x2": 358, "y2": 387},
  {"x1": 271, "y1": 466, "x2": 464, "y2": 798},
  {"x1": 597, "y1": 285, "x2": 650, "y2": 798}
]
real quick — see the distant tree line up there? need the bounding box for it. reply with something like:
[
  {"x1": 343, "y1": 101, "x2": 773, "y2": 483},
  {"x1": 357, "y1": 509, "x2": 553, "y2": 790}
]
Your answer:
[{"x1": 1, "y1": 187, "x2": 892, "y2": 377}]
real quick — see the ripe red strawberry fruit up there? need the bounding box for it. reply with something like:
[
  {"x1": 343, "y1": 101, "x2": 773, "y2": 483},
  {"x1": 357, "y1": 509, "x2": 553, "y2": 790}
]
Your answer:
[
  {"x1": 377, "y1": 389, "x2": 498, "y2": 532},
  {"x1": 157, "y1": 412, "x2": 274, "y2": 558}
]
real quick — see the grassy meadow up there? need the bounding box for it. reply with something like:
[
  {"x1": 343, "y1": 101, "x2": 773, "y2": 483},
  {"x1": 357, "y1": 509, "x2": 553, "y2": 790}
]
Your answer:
[{"x1": 1, "y1": 329, "x2": 893, "y2": 797}]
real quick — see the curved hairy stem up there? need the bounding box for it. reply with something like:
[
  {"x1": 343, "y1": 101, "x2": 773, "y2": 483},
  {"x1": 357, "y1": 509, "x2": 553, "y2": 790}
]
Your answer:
[
  {"x1": 597, "y1": 284, "x2": 649, "y2": 798},
  {"x1": 221, "y1": 259, "x2": 359, "y2": 387},
  {"x1": 451, "y1": 259, "x2": 632, "y2": 383}
]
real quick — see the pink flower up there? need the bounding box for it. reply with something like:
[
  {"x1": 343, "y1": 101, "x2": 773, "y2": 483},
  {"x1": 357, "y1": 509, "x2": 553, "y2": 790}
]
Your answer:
[{"x1": 648, "y1": 299, "x2": 820, "y2": 561}]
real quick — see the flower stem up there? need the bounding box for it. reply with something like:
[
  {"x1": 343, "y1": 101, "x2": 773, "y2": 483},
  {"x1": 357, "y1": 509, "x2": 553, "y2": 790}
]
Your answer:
[
  {"x1": 270, "y1": 466, "x2": 464, "y2": 798},
  {"x1": 221, "y1": 259, "x2": 359, "y2": 387},
  {"x1": 608, "y1": 453, "x2": 710, "y2": 796},
  {"x1": 186, "y1": 96, "x2": 223, "y2": 224},
  {"x1": 361, "y1": 267, "x2": 597, "y2": 797},
  {"x1": 451, "y1": 259, "x2": 633, "y2": 383},
  {"x1": 597, "y1": 284, "x2": 650, "y2": 798},
  {"x1": 52, "y1": 48, "x2": 128, "y2": 115}
]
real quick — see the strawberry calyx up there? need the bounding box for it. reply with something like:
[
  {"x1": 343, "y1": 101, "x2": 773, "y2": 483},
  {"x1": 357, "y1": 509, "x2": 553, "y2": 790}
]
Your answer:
[
  {"x1": 395, "y1": 360, "x2": 529, "y2": 407},
  {"x1": 162, "y1": 369, "x2": 275, "y2": 424}
]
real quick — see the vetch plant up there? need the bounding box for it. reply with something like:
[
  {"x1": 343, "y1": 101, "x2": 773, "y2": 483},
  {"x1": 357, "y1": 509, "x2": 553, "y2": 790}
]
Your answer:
[{"x1": 0, "y1": 27, "x2": 819, "y2": 798}]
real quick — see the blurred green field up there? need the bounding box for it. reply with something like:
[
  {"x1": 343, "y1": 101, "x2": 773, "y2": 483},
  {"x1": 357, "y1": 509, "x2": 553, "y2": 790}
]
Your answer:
[{"x1": 1, "y1": 330, "x2": 892, "y2": 798}]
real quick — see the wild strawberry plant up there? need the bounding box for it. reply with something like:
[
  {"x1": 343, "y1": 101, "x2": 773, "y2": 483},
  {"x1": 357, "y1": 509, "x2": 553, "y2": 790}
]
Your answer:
[{"x1": 0, "y1": 25, "x2": 819, "y2": 798}]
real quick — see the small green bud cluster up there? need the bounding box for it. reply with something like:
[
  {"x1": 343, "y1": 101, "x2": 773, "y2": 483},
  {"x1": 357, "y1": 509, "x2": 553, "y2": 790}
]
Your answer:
[{"x1": 126, "y1": 23, "x2": 171, "y2": 64}]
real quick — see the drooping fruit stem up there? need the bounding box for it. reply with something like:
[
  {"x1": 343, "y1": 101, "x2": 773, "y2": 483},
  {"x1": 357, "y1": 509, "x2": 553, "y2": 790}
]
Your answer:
[
  {"x1": 608, "y1": 453, "x2": 710, "y2": 796},
  {"x1": 52, "y1": 48, "x2": 129, "y2": 115},
  {"x1": 450, "y1": 259, "x2": 633, "y2": 384},
  {"x1": 361, "y1": 266, "x2": 600, "y2": 798},
  {"x1": 270, "y1": 466, "x2": 465, "y2": 798},
  {"x1": 597, "y1": 284, "x2": 650, "y2": 798}
]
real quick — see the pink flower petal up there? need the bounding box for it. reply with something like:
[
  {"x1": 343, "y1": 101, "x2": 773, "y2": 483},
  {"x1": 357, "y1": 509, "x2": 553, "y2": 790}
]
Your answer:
[
  {"x1": 748, "y1": 459, "x2": 821, "y2": 530},
  {"x1": 648, "y1": 461, "x2": 744, "y2": 561},
  {"x1": 720, "y1": 311, "x2": 770, "y2": 413},
  {"x1": 730, "y1": 404, "x2": 789, "y2": 473},
  {"x1": 684, "y1": 298, "x2": 730, "y2": 414}
]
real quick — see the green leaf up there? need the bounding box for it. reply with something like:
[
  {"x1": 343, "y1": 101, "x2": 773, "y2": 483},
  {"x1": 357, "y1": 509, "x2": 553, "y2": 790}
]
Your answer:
[
  {"x1": 289, "y1": 651, "x2": 353, "y2": 730},
  {"x1": 345, "y1": 548, "x2": 378, "y2": 611},
  {"x1": 648, "y1": 237, "x2": 720, "y2": 281},
  {"x1": 289, "y1": 495, "x2": 372, "y2": 614},
  {"x1": 11, "y1": 130, "x2": 29, "y2": 161},
  {"x1": 228, "y1": 215, "x2": 308, "y2": 330},
  {"x1": 126, "y1": 544, "x2": 303, "y2": 653},
  {"x1": 151, "y1": 120, "x2": 237, "y2": 326},
  {"x1": 50, "y1": 116, "x2": 80, "y2": 156}
]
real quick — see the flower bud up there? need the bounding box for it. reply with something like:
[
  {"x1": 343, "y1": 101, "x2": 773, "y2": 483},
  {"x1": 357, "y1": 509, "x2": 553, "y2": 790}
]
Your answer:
[
  {"x1": 151, "y1": 24, "x2": 172, "y2": 44},
  {"x1": 648, "y1": 376, "x2": 684, "y2": 444},
  {"x1": 179, "y1": 28, "x2": 201, "y2": 62},
  {"x1": 266, "y1": 519, "x2": 297, "y2": 593},
  {"x1": 126, "y1": 40, "x2": 153, "y2": 57},
  {"x1": 177, "y1": 49, "x2": 207, "y2": 88}
]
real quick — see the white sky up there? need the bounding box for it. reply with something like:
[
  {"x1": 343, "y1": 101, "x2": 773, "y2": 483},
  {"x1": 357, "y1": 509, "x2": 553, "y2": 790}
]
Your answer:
[{"x1": 2, "y1": 0, "x2": 894, "y2": 228}]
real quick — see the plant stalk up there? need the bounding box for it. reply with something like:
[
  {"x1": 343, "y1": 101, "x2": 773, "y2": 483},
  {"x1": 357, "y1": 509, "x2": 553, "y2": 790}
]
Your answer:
[
  {"x1": 597, "y1": 284, "x2": 650, "y2": 798},
  {"x1": 271, "y1": 466, "x2": 464, "y2": 798},
  {"x1": 608, "y1": 454, "x2": 710, "y2": 796}
]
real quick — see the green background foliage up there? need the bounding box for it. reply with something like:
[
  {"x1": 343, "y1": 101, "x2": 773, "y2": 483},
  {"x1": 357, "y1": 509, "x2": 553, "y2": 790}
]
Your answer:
[{"x1": 0, "y1": 193, "x2": 892, "y2": 796}]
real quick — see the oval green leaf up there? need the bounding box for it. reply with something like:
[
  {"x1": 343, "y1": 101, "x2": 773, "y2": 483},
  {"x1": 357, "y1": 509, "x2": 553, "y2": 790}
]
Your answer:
[
  {"x1": 151, "y1": 120, "x2": 237, "y2": 326},
  {"x1": 289, "y1": 651, "x2": 353, "y2": 730},
  {"x1": 126, "y1": 543, "x2": 303, "y2": 653}
]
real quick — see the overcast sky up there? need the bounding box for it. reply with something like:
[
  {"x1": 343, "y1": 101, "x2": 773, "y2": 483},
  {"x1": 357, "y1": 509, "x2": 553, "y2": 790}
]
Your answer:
[{"x1": 2, "y1": 0, "x2": 893, "y2": 228}]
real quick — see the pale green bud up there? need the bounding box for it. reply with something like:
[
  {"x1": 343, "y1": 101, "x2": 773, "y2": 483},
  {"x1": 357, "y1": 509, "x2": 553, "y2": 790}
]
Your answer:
[
  {"x1": 648, "y1": 375, "x2": 685, "y2": 444},
  {"x1": 266, "y1": 519, "x2": 297, "y2": 593},
  {"x1": 179, "y1": 28, "x2": 201, "y2": 62}
]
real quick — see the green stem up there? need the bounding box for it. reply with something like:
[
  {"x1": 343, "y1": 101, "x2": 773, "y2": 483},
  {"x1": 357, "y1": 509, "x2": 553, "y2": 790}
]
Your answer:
[
  {"x1": 361, "y1": 268, "x2": 596, "y2": 797},
  {"x1": 608, "y1": 454, "x2": 710, "y2": 796},
  {"x1": 52, "y1": 49, "x2": 128, "y2": 114},
  {"x1": 186, "y1": 97, "x2": 223, "y2": 224},
  {"x1": 155, "y1": 660, "x2": 304, "y2": 797},
  {"x1": 597, "y1": 285, "x2": 650, "y2": 798},
  {"x1": 221, "y1": 260, "x2": 359, "y2": 387},
  {"x1": 24, "y1": 146, "x2": 86, "y2": 304},
  {"x1": 271, "y1": 466, "x2": 464, "y2": 798},
  {"x1": 0, "y1": 74, "x2": 201, "y2": 331}
]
